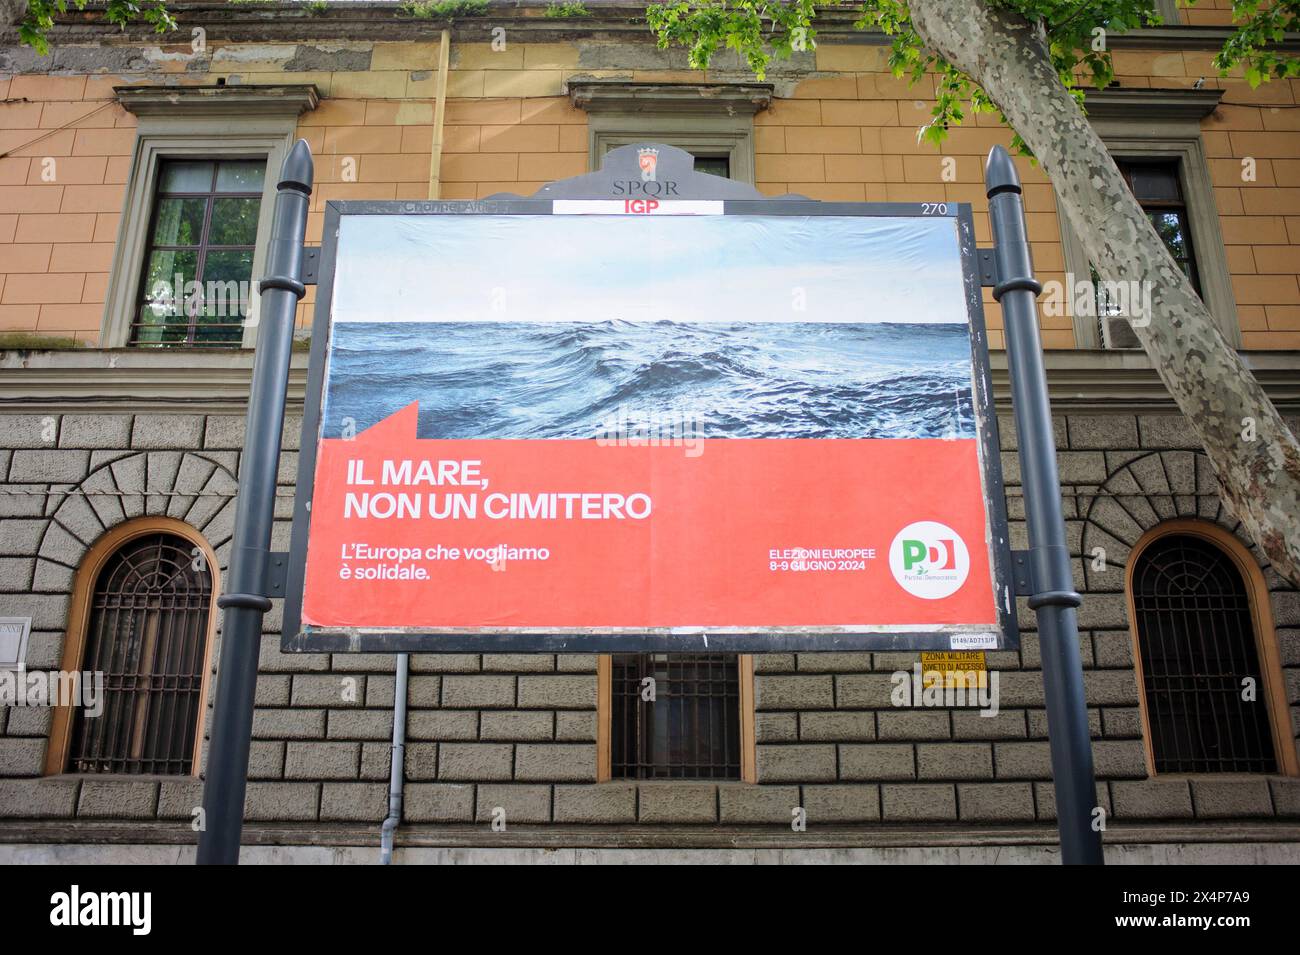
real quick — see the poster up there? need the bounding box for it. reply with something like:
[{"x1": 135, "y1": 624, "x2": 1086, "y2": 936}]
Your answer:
[{"x1": 288, "y1": 208, "x2": 1013, "y2": 651}]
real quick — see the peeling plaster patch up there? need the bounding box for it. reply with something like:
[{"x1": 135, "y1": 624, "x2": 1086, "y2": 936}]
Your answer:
[
  {"x1": 210, "y1": 45, "x2": 299, "y2": 64},
  {"x1": 108, "y1": 74, "x2": 156, "y2": 89},
  {"x1": 142, "y1": 46, "x2": 198, "y2": 65},
  {"x1": 410, "y1": 70, "x2": 432, "y2": 82},
  {"x1": 284, "y1": 44, "x2": 373, "y2": 73},
  {"x1": 577, "y1": 42, "x2": 693, "y2": 72},
  {"x1": 710, "y1": 71, "x2": 803, "y2": 98},
  {"x1": 788, "y1": 70, "x2": 866, "y2": 96},
  {"x1": 0, "y1": 44, "x2": 157, "y2": 76},
  {"x1": 50, "y1": 46, "x2": 156, "y2": 74},
  {"x1": 562, "y1": 71, "x2": 633, "y2": 90},
  {"x1": 0, "y1": 46, "x2": 45, "y2": 73}
]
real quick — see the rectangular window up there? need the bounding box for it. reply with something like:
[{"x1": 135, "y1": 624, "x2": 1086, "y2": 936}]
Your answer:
[
  {"x1": 1116, "y1": 158, "x2": 1200, "y2": 294},
  {"x1": 610, "y1": 652, "x2": 742, "y2": 779},
  {"x1": 692, "y1": 154, "x2": 731, "y2": 178},
  {"x1": 1054, "y1": 93, "x2": 1240, "y2": 347},
  {"x1": 133, "y1": 159, "x2": 266, "y2": 348},
  {"x1": 601, "y1": 148, "x2": 732, "y2": 180},
  {"x1": 1094, "y1": 158, "x2": 1202, "y2": 348},
  {"x1": 575, "y1": 81, "x2": 767, "y2": 187}
]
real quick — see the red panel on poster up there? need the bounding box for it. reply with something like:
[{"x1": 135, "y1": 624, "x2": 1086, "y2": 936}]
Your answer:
[{"x1": 302, "y1": 402, "x2": 997, "y2": 629}]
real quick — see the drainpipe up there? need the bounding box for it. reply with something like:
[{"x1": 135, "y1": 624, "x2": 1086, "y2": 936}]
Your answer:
[
  {"x1": 381, "y1": 28, "x2": 447, "y2": 868},
  {"x1": 379, "y1": 652, "x2": 409, "y2": 865},
  {"x1": 428, "y1": 28, "x2": 451, "y2": 200}
]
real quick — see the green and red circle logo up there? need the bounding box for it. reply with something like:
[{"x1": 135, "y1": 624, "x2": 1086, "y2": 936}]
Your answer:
[{"x1": 889, "y1": 521, "x2": 970, "y2": 600}]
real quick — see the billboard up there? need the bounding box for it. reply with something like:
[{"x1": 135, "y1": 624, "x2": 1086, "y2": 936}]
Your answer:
[{"x1": 284, "y1": 199, "x2": 1015, "y2": 653}]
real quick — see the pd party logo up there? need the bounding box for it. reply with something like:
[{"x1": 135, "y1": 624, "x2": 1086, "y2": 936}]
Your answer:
[{"x1": 889, "y1": 521, "x2": 970, "y2": 600}]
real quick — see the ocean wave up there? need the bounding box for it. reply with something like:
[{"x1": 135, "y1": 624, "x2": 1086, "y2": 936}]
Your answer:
[{"x1": 323, "y1": 320, "x2": 977, "y2": 440}]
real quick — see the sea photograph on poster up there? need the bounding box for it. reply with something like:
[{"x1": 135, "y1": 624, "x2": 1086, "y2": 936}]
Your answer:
[{"x1": 301, "y1": 212, "x2": 1004, "y2": 640}]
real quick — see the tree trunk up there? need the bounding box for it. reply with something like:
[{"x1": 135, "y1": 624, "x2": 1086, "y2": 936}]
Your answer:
[
  {"x1": 909, "y1": 0, "x2": 1300, "y2": 586},
  {"x1": 1, "y1": 0, "x2": 28, "y2": 27}
]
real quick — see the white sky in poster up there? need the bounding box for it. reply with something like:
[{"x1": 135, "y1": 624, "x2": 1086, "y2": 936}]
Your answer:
[{"x1": 330, "y1": 213, "x2": 972, "y2": 326}]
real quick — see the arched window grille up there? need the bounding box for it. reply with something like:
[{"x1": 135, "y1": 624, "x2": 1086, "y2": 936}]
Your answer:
[
  {"x1": 1131, "y1": 533, "x2": 1276, "y2": 774},
  {"x1": 67, "y1": 532, "x2": 214, "y2": 775}
]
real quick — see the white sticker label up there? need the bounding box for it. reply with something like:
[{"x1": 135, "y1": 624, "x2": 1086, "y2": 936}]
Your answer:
[
  {"x1": 552, "y1": 200, "x2": 724, "y2": 216},
  {"x1": 949, "y1": 633, "x2": 999, "y2": 650}
]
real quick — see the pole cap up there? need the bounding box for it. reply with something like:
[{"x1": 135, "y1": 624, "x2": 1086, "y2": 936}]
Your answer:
[
  {"x1": 278, "y1": 138, "x2": 314, "y2": 195},
  {"x1": 984, "y1": 145, "x2": 1022, "y2": 198}
]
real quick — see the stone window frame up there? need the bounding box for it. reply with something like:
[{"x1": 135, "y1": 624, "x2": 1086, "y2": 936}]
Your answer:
[
  {"x1": 1124, "y1": 518, "x2": 1299, "y2": 779},
  {"x1": 595, "y1": 655, "x2": 758, "y2": 784},
  {"x1": 569, "y1": 80, "x2": 774, "y2": 184},
  {"x1": 1057, "y1": 88, "x2": 1239, "y2": 348},
  {"x1": 44, "y1": 515, "x2": 222, "y2": 779},
  {"x1": 103, "y1": 85, "x2": 319, "y2": 350}
]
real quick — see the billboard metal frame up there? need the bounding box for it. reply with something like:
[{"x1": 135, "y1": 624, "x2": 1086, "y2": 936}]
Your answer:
[
  {"x1": 280, "y1": 196, "x2": 1018, "y2": 654},
  {"x1": 199, "y1": 141, "x2": 1100, "y2": 866}
]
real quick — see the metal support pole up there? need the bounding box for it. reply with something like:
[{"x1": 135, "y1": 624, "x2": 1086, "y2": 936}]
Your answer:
[
  {"x1": 986, "y1": 146, "x2": 1103, "y2": 865},
  {"x1": 198, "y1": 140, "x2": 313, "y2": 865}
]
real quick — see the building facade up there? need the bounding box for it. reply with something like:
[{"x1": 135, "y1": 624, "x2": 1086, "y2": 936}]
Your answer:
[{"x1": 1, "y1": 1, "x2": 1298, "y2": 863}]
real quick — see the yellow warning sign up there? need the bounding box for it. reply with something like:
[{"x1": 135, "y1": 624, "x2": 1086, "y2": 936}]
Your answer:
[{"x1": 920, "y1": 651, "x2": 987, "y2": 689}]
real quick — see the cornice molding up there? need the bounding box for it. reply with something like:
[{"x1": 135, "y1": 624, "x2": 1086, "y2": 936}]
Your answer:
[
  {"x1": 7, "y1": 6, "x2": 1298, "y2": 52},
  {"x1": 115, "y1": 83, "x2": 321, "y2": 117},
  {"x1": 569, "y1": 79, "x2": 773, "y2": 114},
  {"x1": 1082, "y1": 86, "x2": 1224, "y2": 121},
  {"x1": 1106, "y1": 25, "x2": 1300, "y2": 52},
  {"x1": 1, "y1": 349, "x2": 1297, "y2": 415}
]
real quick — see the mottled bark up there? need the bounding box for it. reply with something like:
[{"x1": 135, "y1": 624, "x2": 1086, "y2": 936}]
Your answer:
[
  {"x1": 908, "y1": 0, "x2": 1300, "y2": 587},
  {"x1": 0, "y1": 0, "x2": 28, "y2": 27}
]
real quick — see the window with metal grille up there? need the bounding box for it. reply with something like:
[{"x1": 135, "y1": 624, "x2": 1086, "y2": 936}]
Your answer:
[
  {"x1": 68, "y1": 533, "x2": 213, "y2": 775},
  {"x1": 133, "y1": 159, "x2": 265, "y2": 348},
  {"x1": 611, "y1": 653, "x2": 741, "y2": 779},
  {"x1": 1132, "y1": 533, "x2": 1276, "y2": 774}
]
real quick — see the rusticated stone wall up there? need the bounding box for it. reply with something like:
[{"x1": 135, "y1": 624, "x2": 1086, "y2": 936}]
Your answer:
[{"x1": 2, "y1": 408, "x2": 1297, "y2": 829}]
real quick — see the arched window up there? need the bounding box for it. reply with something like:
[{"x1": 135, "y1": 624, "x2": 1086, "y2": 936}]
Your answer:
[
  {"x1": 47, "y1": 520, "x2": 217, "y2": 776},
  {"x1": 1128, "y1": 522, "x2": 1293, "y2": 775}
]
